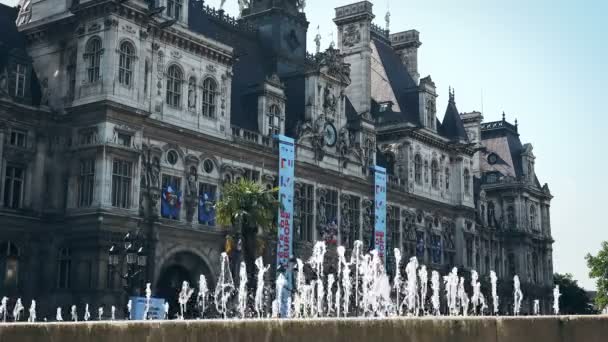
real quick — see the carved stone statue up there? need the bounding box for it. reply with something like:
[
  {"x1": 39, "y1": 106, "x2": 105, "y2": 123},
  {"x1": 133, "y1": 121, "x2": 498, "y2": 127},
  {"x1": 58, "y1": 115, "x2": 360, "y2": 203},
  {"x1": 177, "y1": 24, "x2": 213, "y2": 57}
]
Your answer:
[
  {"x1": 323, "y1": 87, "x2": 337, "y2": 115},
  {"x1": 238, "y1": 0, "x2": 249, "y2": 18},
  {"x1": 188, "y1": 82, "x2": 196, "y2": 110},
  {"x1": 342, "y1": 24, "x2": 361, "y2": 47},
  {"x1": 385, "y1": 11, "x2": 391, "y2": 31},
  {"x1": 184, "y1": 168, "x2": 198, "y2": 223},
  {"x1": 297, "y1": 0, "x2": 306, "y2": 12},
  {"x1": 314, "y1": 31, "x2": 322, "y2": 54},
  {"x1": 219, "y1": 0, "x2": 226, "y2": 10}
]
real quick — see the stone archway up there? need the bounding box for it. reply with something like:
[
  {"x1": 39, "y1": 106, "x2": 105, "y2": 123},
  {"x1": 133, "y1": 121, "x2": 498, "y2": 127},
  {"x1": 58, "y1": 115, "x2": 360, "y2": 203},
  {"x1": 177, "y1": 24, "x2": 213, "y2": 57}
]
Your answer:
[{"x1": 155, "y1": 251, "x2": 215, "y2": 319}]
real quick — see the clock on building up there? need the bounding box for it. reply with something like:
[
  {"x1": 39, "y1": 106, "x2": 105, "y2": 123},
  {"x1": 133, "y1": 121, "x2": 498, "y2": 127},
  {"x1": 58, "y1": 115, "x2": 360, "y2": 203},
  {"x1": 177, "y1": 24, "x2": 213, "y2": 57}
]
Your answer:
[{"x1": 323, "y1": 123, "x2": 337, "y2": 147}]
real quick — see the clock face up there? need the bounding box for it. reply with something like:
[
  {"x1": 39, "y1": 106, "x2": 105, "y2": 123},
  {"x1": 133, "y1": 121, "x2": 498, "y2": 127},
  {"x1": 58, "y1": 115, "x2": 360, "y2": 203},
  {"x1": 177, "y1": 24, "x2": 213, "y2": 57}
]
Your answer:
[
  {"x1": 488, "y1": 153, "x2": 498, "y2": 165},
  {"x1": 323, "y1": 123, "x2": 337, "y2": 147}
]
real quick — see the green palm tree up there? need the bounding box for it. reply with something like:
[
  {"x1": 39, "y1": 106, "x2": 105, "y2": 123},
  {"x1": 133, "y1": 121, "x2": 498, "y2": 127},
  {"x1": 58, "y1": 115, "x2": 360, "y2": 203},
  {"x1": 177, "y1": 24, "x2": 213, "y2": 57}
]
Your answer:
[{"x1": 215, "y1": 179, "x2": 278, "y2": 293}]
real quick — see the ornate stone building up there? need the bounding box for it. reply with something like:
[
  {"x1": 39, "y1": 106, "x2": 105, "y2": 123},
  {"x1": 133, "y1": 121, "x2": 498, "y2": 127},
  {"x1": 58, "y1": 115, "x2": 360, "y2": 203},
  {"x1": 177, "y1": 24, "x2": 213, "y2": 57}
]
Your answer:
[{"x1": 0, "y1": 0, "x2": 553, "y2": 316}]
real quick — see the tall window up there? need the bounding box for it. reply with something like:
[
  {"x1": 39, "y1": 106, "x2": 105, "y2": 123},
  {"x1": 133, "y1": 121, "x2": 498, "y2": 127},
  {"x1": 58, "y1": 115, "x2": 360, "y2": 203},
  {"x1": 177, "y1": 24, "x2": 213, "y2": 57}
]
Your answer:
[
  {"x1": 167, "y1": 0, "x2": 182, "y2": 20},
  {"x1": 67, "y1": 49, "x2": 77, "y2": 100},
  {"x1": 85, "y1": 37, "x2": 102, "y2": 83},
  {"x1": 445, "y1": 167, "x2": 450, "y2": 190},
  {"x1": 9, "y1": 129, "x2": 27, "y2": 148},
  {"x1": 466, "y1": 239, "x2": 473, "y2": 267},
  {"x1": 507, "y1": 206, "x2": 515, "y2": 228},
  {"x1": 166, "y1": 65, "x2": 182, "y2": 107},
  {"x1": 0, "y1": 242, "x2": 19, "y2": 288},
  {"x1": 295, "y1": 184, "x2": 314, "y2": 242},
  {"x1": 267, "y1": 105, "x2": 281, "y2": 136},
  {"x1": 386, "y1": 206, "x2": 400, "y2": 274},
  {"x1": 202, "y1": 77, "x2": 217, "y2": 118},
  {"x1": 198, "y1": 182, "x2": 217, "y2": 226},
  {"x1": 424, "y1": 160, "x2": 429, "y2": 183},
  {"x1": 431, "y1": 159, "x2": 439, "y2": 189},
  {"x1": 118, "y1": 41, "x2": 134, "y2": 86},
  {"x1": 414, "y1": 154, "x2": 422, "y2": 184},
  {"x1": 78, "y1": 159, "x2": 95, "y2": 207},
  {"x1": 463, "y1": 168, "x2": 470, "y2": 194},
  {"x1": 487, "y1": 201, "x2": 496, "y2": 226},
  {"x1": 14, "y1": 63, "x2": 26, "y2": 97},
  {"x1": 3, "y1": 166, "x2": 24, "y2": 209},
  {"x1": 111, "y1": 159, "x2": 132, "y2": 208},
  {"x1": 529, "y1": 204, "x2": 537, "y2": 230},
  {"x1": 57, "y1": 248, "x2": 71, "y2": 289}
]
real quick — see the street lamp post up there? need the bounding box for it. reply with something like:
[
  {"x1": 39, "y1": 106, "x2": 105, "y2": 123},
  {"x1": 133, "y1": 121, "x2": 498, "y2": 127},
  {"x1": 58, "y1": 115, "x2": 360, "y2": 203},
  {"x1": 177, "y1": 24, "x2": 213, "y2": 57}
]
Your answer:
[{"x1": 108, "y1": 232, "x2": 147, "y2": 318}]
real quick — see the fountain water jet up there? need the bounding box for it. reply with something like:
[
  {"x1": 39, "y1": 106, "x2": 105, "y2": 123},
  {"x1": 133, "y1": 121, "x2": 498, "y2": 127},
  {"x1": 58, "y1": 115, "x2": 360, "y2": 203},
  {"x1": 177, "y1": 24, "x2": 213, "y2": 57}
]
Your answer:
[
  {"x1": 553, "y1": 285, "x2": 561, "y2": 315},
  {"x1": 143, "y1": 283, "x2": 152, "y2": 320},
  {"x1": 27, "y1": 300, "x2": 36, "y2": 322},
  {"x1": 111, "y1": 306, "x2": 116, "y2": 321},
  {"x1": 13, "y1": 298, "x2": 23, "y2": 322},
  {"x1": 71, "y1": 305, "x2": 77, "y2": 322},
  {"x1": 197, "y1": 274, "x2": 209, "y2": 318},
  {"x1": 237, "y1": 261, "x2": 248, "y2": 318},
  {"x1": 214, "y1": 252, "x2": 234, "y2": 319},
  {"x1": 431, "y1": 271, "x2": 440, "y2": 316},
  {"x1": 56, "y1": 307, "x2": 63, "y2": 321},
  {"x1": 126, "y1": 300, "x2": 131, "y2": 320},
  {"x1": 254, "y1": 257, "x2": 269, "y2": 318},
  {"x1": 0, "y1": 297, "x2": 8, "y2": 322},
  {"x1": 533, "y1": 300, "x2": 540, "y2": 316},
  {"x1": 178, "y1": 281, "x2": 194, "y2": 319},
  {"x1": 84, "y1": 304, "x2": 90, "y2": 321},
  {"x1": 458, "y1": 277, "x2": 469, "y2": 316},
  {"x1": 97, "y1": 307, "x2": 103, "y2": 321},
  {"x1": 490, "y1": 271, "x2": 499, "y2": 315},
  {"x1": 418, "y1": 265, "x2": 428, "y2": 315},
  {"x1": 513, "y1": 275, "x2": 523, "y2": 315}
]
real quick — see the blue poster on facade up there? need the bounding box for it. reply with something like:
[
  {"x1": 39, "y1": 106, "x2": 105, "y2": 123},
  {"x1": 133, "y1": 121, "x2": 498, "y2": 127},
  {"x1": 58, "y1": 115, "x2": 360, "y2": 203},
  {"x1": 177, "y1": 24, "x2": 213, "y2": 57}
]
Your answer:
[
  {"x1": 276, "y1": 135, "x2": 295, "y2": 317},
  {"x1": 129, "y1": 296, "x2": 166, "y2": 320},
  {"x1": 374, "y1": 165, "x2": 387, "y2": 265}
]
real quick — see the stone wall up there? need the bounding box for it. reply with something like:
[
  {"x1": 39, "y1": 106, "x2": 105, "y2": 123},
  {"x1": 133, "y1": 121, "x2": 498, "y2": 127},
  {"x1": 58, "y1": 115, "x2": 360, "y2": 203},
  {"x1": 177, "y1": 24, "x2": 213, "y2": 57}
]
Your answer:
[{"x1": 0, "y1": 316, "x2": 606, "y2": 342}]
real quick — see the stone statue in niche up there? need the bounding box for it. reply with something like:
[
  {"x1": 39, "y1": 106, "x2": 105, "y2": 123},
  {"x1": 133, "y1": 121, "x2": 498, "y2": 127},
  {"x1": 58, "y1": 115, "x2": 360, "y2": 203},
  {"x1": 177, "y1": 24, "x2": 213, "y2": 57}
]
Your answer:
[
  {"x1": 184, "y1": 167, "x2": 198, "y2": 223},
  {"x1": 323, "y1": 86, "x2": 337, "y2": 115},
  {"x1": 188, "y1": 82, "x2": 196, "y2": 110},
  {"x1": 295, "y1": 116, "x2": 326, "y2": 161},
  {"x1": 314, "y1": 29, "x2": 322, "y2": 54},
  {"x1": 342, "y1": 24, "x2": 361, "y2": 47}
]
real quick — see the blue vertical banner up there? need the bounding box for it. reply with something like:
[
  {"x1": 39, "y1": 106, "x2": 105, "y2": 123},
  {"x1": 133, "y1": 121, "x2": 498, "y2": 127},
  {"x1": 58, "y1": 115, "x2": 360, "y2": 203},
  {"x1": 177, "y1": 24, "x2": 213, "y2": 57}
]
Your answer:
[
  {"x1": 374, "y1": 165, "x2": 387, "y2": 265},
  {"x1": 276, "y1": 135, "x2": 295, "y2": 316}
]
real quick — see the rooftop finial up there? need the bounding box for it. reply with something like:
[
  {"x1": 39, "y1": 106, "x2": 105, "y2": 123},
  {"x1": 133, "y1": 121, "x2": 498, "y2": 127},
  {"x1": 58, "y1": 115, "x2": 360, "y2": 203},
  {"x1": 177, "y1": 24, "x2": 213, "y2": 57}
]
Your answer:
[
  {"x1": 314, "y1": 25, "x2": 322, "y2": 54},
  {"x1": 385, "y1": 0, "x2": 391, "y2": 32},
  {"x1": 329, "y1": 30, "x2": 335, "y2": 48},
  {"x1": 502, "y1": 111, "x2": 506, "y2": 121},
  {"x1": 449, "y1": 86, "x2": 455, "y2": 103}
]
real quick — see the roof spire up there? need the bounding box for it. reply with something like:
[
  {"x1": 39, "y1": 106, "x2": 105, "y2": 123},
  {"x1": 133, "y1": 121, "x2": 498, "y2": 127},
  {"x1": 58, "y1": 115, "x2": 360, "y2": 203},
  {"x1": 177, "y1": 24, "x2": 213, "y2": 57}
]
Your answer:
[
  {"x1": 448, "y1": 86, "x2": 455, "y2": 104},
  {"x1": 502, "y1": 111, "x2": 506, "y2": 121},
  {"x1": 385, "y1": 0, "x2": 391, "y2": 31}
]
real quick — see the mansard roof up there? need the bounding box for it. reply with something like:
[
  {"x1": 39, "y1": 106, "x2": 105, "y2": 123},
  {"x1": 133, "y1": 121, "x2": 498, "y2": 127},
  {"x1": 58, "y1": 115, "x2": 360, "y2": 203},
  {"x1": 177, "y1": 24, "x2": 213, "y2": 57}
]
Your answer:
[
  {"x1": 188, "y1": 1, "x2": 273, "y2": 131},
  {"x1": 439, "y1": 92, "x2": 468, "y2": 142},
  {"x1": 480, "y1": 117, "x2": 524, "y2": 178},
  {"x1": 371, "y1": 37, "x2": 420, "y2": 126}
]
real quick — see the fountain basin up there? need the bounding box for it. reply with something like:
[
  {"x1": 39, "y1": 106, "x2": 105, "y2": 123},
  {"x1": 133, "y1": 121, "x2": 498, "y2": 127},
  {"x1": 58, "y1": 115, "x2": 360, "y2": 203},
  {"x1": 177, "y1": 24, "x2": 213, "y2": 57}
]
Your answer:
[{"x1": 0, "y1": 316, "x2": 606, "y2": 342}]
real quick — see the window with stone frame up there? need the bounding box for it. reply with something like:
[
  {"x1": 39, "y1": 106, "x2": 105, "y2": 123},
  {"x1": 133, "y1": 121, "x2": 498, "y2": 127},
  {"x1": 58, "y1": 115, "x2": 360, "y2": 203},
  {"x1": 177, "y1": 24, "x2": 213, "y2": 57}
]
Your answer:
[
  {"x1": 78, "y1": 159, "x2": 95, "y2": 207},
  {"x1": 414, "y1": 154, "x2": 422, "y2": 184},
  {"x1": 118, "y1": 41, "x2": 135, "y2": 86},
  {"x1": 529, "y1": 204, "x2": 538, "y2": 230},
  {"x1": 507, "y1": 205, "x2": 516, "y2": 228},
  {"x1": 3, "y1": 165, "x2": 24, "y2": 209},
  {"x1": 430, "y1": 234, "x2": 441, "y2": 264},
  {"x1": 267, "y1": 104, "x2": 281, "y2": 136},
  {"x1": 466, "y1": 238, "x2": 473, "y2": 267},
  {"x1": 464, "y1": 168, "x2": 471, "y2": 195},
  {"x1": 8, "y1": 129, "x2": 27, "y2": 148},
  {"x1": 85, "y1": 37, "x2": 102, "y2": 83},
  {"x1": 167, "y1": 0, "x2": 183, "y2": 21},
  {"x1": 57, "y1": 248, "x2": 72, "y2": 289},
  {"x1": 166, "y1": 64, "x2": 183, "y2": 108},
  {"x1": 445, "y1": 167, "x2": 450, "y2": 190},
  {"x1": 14, "y1": 63, "x2": 27, "y2": 98},
  {"x1": 111, "y1": 159, "x2": 132, "y2": 208},
  {"x1": 424, "y1": 160, "x2": 429, "y2": 183},
  {"x1": 431, "y1": 159, "x2": 439, "y2": 189},
  {"x1": 386, "y1": 206, "x2": 400, "y2": 275},
  {"x1": 487, "y1": 201, "x2": 496, "y2": 226},
  {"x1": 295, "y1": 183, "x2": 314, "y2": 242},
  {"x1": 415, "y1": 230, "x2": 425, "y2": 261},
  {"x1": 0, "y1": 241, "x2": 19, "y2": 289},
  {"x1": 341, "y1": 195, "x2": 360, "y2": 249},
  {"x1": 324, "y1": 190, "x2": 338, "y2": 226},
  {"x1": 202, "y1": 77, "x2": 217, "y2": 118}
]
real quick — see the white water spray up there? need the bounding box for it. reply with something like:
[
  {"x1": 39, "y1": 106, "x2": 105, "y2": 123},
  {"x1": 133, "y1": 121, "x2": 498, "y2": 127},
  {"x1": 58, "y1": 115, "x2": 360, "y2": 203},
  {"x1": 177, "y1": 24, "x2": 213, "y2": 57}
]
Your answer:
[
  {"x1": 143, "y1": 283, "x2": 152, "y2": 320},
  {"x1": 84, "y1": 304, "x2": 90, "y2": 321},
  {"x1": 0, "y1": 297, "x2": 8, "y2": 322},
  {"x1": 214, "y1": 252, "x2": 234, "y2": 319},
  {"x1": 431, "y1": 271, "x2": 440, "y2": 315},
  {"x1": 178, "y1": 281, "x2": 194, "y2": 319},
  {"x1": 27, "y1": 300, "x2": 36, "y2": 322},
  {"x1": 490, "y1": 271, "x2": 499, "y2": 315},
  {"x1": 513, "y1": 275, "x2": 523, "y2": 315},
  {"x1": 197, "y1": 274, "x2": 208, "y2": 318},
  {"x1": 71, "y1": 305, "x2": 78, "y2": 322},
  {"x1": 418, "y1": 265, "x2": 428, "y2": 315},
  {"x1": 56, "y1": 307, "x2": 63, "y2": 321},
  {"x1": 553, "y1": 285, "x2": 561, "y2": 315},
  {"x1": 254, "y1": 257, "x2": 269, "y2": 318},
  {"x1": 237, "y1": 261, "x2": 248, "y2": 318}
]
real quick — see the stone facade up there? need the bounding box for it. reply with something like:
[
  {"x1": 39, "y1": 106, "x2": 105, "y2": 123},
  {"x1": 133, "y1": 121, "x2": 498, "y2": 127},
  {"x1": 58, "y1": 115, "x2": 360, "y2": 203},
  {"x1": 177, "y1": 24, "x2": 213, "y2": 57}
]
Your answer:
[{"x1": 0, "y1": 0, "x2": 553, "y2": 317}]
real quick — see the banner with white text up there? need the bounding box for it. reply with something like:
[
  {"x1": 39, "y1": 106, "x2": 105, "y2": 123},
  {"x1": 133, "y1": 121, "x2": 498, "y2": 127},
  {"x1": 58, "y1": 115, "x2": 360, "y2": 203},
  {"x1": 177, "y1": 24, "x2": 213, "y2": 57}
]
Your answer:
[{"x1": 374, "y1": 165, "x2": 387, "y2": 265}]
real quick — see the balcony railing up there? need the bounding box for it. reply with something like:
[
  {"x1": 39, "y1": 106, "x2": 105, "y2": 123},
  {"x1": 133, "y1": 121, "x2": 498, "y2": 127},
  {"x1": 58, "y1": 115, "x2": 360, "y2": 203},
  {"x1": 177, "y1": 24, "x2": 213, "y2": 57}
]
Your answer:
[{"x1": 231, "y1": 126, "x2": 277, "y2": 149}]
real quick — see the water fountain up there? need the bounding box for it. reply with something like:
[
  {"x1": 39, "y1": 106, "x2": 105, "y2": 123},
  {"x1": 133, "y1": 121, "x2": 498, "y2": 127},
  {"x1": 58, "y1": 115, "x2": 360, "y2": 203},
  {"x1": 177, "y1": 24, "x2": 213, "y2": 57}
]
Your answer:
[
  {"x1": 27, "y1": 300, "x2": 36, "y2": 322},
  {"x1": 111, "y1": 306, "x2": 116, "y2": 321},
  {"x1": 445, "y1": 268, "x2": 459, "y2": 316},
  {"x1": 97, "y1": 307, "x2": 103, "y2": 321},
  {"x1": 553, "y1": 285, "x2": 561, "y2": 315},
  {"x1": 214, "y1": 252, "x2": 234, "y2": 319},
  {"x1": 126, "y1": 300, "x2": 132, "y2": 320},
  {"x1": 197, "y1": 274, "x2": 209, "y2": 318},
  {"x1": 393, "y1": 248, "x2": 402, "y2": 312},
  {"x1": 490, "y1": 271, "x2": 499, "y2": 315},
  {"x1": 0, "y1": 297, "x2": 7, "y2": 322},
  {"x1": 471, "y1": 270, "x2": 481, "y2": 315},
  {"x1": 84, "y1": 304, "x2": 90, "y2": 322},
  {"x1": 237, "y1": 262, "x2": 248, "y2": 318},
  {"x1": 533, "y1": 300, "x2": 540, "y2": 316},
  {"x1": 143, "y1": 283, "x2": 152, "y2": 320},
  {"x1": 458, "y1": 277, "x2": 470, "y2": 316},
  {"x1": 326, "y1": 273, "x2": 335, "y2": 316},
  {"x1": 164, "y1": 302, "x2": 169, "y2": 320},
  {"x1": 70, "y1": 305, "x2": 77, "y2": 322},
  {"x1": 178, "y1": 281, "x2": 194, "y2": 319},
  {"x1": 418, "y1": 265, "x2": 428, "y2": 315},
  {"x1": 254, "y1": 257, "x2": 269, "y2": 318},
  {"x1": 13, "y1": 298, "x2": 23, "y2": 322},
  {"x1": 56, "y1": 307, "x2": 63, "y2": 321},
  {"x1": 351, "y1": 241, "x2": 363, "y2": 313},
  {"x1": 513, "y1": 275, "x2": 523, "y2": 315},
  {"x1": 431, "y1": 271, "x2": 440, "y2": 316},
  {"x1": 403, "y1": 257, "x2": 419, "y2": 315}
]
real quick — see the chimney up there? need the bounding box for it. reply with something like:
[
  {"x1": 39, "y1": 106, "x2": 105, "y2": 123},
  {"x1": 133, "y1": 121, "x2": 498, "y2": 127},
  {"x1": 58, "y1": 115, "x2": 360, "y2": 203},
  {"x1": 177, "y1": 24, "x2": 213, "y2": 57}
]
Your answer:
[{"x1": 390, "y1": 30, "x2": 422, "y2": 84}]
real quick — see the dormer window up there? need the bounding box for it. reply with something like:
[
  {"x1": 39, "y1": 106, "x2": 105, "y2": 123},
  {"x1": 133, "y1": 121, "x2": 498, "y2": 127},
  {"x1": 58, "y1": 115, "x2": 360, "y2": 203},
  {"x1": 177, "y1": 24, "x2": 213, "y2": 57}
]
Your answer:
[
  {"x1": 116, "y1": 132, "x2": 132, "y2": 147},
  {"x1": 267, "y1": 105, "x2": 281, "y2": 136},
  {"x1": 14, "y1": 64, "x2": 26, "y2": 98},
  {"x1": 167, "y1": 0, "x2": 183, "y2": 21}
]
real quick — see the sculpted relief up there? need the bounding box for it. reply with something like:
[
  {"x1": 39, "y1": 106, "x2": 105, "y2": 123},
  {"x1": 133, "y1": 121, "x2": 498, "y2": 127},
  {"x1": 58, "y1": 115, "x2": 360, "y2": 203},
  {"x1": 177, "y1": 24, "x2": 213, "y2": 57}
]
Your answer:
[{"x1": 342, "y1": 24, "x2": 361, "y2": 48}]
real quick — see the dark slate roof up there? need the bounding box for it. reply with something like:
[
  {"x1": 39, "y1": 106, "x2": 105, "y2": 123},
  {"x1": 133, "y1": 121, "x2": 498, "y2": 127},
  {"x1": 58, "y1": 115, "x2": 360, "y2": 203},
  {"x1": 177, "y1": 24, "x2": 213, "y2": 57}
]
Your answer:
[
  {"x1": 189, "y1": 1, "x2": 273, "y2": 131},
  {"x1": 371, "y1": 37, "x2": 420, "y2": 126},
  {"x1": 480, "y1": 124, "x2": 524, "y2": 178},
  {"x1": 440, "y1": 96, "x2": 468, "y2": 141},
  {"x1": 345, "y1": 96, "x2": 357, "y2": 121},
  {"x1": 0, "y1": 4, "x2": 26, "y2": 69}
]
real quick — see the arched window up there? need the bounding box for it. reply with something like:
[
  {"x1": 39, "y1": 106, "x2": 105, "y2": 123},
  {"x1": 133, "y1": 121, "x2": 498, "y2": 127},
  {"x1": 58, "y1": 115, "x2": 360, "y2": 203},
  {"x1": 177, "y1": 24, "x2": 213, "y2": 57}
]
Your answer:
[
  {"x1": 463, "y1": 168, "x2": 470, "y2": 194},
  {"x1": 487, "y1": 201, "x2": 495, "y2": 226},
  {"x1": 445, "y1": 167, "x2": 450, "y2": 190},
  {"x1": 0, "y1": 241, "x2": 19, "y2": 288},
  {"x1": 85, "y1": 37, "x2": 103, "y2": 83},
  {"x1": 166, "y1": 65, "x2": 182, "y2": 107},
  {"x1": 202, "y1": 77, "x2": 217, "y2": 118},
  {"x1": 431, "y1": 159, "x2": 439, "y2": 189},
  {"x1": 529, "y1": 204, "x2": 537, "y2": 230},
  {"x1": 267, "y1": 105, "x2": 281, "y2": 136},
  {"x1": 167, "y1": 0, "x2": 183, "y2": 21},
  {"x1": 118, "y1": 41, "x2": 135, "y2": 86},
  {"x1": 414, "y1": 154, "x2": 422, "y2": 184},
  {"x1": 57, "y1": 248, "x2": 71, "y2": 289}
]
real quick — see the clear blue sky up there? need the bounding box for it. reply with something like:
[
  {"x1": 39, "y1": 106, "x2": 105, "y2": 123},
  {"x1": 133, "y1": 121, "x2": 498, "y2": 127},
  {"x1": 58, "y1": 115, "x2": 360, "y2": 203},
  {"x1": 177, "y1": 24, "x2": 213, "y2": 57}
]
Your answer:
[{"x1": 5, "y1": 0, "x2": 606, "y2": 290}]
